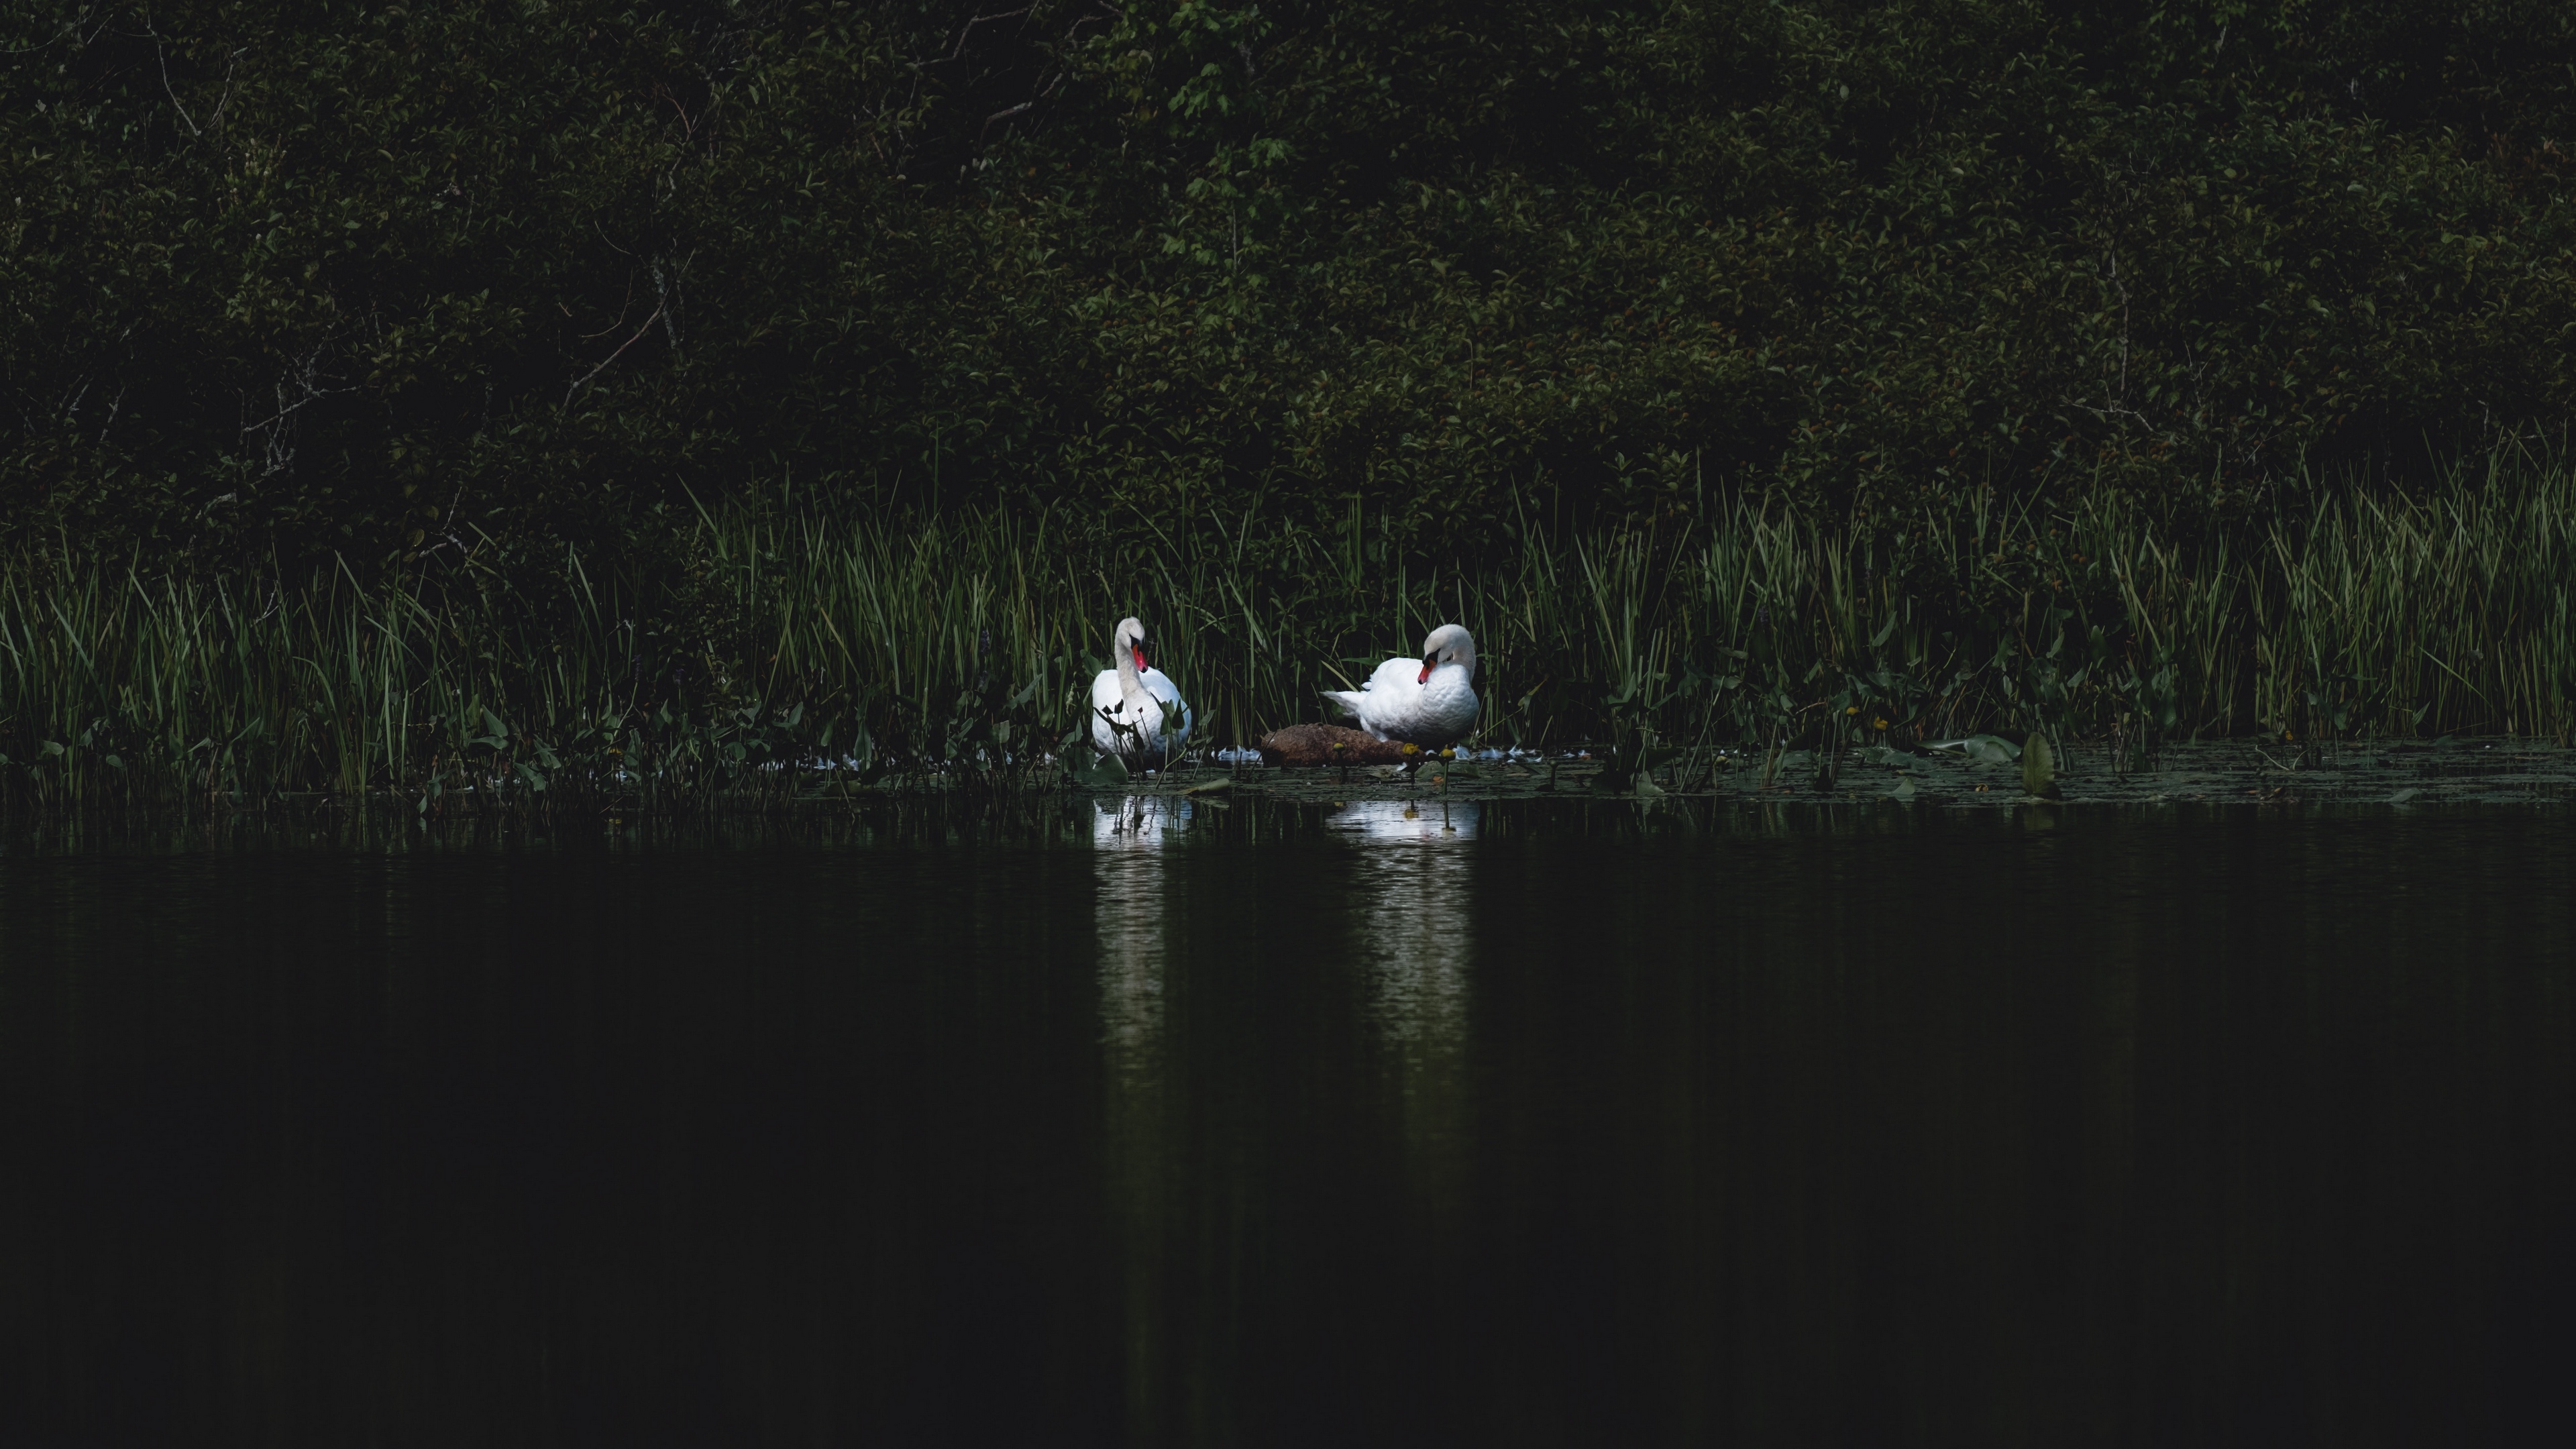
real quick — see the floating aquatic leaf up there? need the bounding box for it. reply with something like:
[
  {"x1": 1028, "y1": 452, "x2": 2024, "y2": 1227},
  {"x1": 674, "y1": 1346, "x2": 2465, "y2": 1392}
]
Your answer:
[
  {"x1": 1929, "y1": 734, "x2": 2021, "y2": 766},
  {"x1": 2387, "y1": 787, "x2": 2422, "y2": 804},
  {"x1": 1887, "y1": 775, "x2": 1917, "y2": 800}
]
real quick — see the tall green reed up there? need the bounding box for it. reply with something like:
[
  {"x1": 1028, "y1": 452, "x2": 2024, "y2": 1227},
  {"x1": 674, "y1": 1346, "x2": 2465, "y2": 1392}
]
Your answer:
[{"x1": 4, "y1": 448, "x2": 2571, "y2": 810}]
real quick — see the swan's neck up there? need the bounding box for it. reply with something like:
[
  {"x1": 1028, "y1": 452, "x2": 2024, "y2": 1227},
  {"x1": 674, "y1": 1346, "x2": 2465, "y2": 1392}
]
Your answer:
[{"x1": 1115, "y1": 650, "x2": 1157, "y2": 719}]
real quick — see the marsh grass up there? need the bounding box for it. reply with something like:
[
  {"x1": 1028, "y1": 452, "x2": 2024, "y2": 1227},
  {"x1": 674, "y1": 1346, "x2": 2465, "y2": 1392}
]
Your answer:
[{"x1": 5, "y1": 449, "x2": 2573, "y2": 812}]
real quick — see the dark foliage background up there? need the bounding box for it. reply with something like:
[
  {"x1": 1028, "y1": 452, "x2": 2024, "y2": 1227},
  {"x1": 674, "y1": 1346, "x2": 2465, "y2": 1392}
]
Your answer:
[{"x1": 7, "y1": 0, "x2": 2575, "y2": 573}]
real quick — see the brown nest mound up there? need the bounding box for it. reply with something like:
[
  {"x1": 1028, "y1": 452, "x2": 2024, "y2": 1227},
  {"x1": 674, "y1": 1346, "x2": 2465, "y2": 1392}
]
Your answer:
[{"x1": 1255, "y1": 724, "x2": 1417, "y2": 767}]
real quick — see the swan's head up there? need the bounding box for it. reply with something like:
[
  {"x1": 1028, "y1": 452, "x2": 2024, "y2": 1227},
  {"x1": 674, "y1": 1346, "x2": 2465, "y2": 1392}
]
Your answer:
[
  {"x1": 1417, "y1": 623, "x2": 1475, "y2": 684},
  {"x1": 1114, "y1": 616, "x2": 1151, "y2": 674}
]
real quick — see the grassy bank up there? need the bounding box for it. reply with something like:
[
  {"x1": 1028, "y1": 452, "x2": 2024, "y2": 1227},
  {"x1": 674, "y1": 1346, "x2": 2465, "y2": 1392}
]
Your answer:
[{"x1": 5, "y1": 449, "x2": 2573, "y2": 811}]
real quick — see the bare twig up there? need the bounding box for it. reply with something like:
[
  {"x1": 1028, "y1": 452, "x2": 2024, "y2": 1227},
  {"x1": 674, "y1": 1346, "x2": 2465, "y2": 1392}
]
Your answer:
[
  {"x1": 240, "y1": 341, "x2": 355, "y2": 476},
  {"x1": 979, "y1": 101, "x2": 1032, "y2": 143},
  {"x1": 562, "y1": 304, "x2": 666, "y2": 410},
  {"x1": 939, "y1": 9, "x2": 1032, "y2": 66},
  {"x1": 145, "y1": 12, "x2": 201, "y2": 136},
  {"x1": 580, "y1": 272, "x2": 638, "y2": 339}
]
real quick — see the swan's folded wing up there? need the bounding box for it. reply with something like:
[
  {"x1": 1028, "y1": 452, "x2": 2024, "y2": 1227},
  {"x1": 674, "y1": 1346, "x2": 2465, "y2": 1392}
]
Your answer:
[
  {"x1": 1089, "y1": 669, "x2": 1126, "y2": 713},
  {"x1": 1365, "y1": 655, "x2": 1421, "y2": 693},
  {"x1": 1089, "y1": 669, "x2": 1126, "y2": 753}
]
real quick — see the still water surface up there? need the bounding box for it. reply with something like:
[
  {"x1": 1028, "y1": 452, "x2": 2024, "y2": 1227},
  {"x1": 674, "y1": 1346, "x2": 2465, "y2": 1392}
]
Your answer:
[{"x1": 3, "y1": 800, "x2": 2571, "y2": 1446}]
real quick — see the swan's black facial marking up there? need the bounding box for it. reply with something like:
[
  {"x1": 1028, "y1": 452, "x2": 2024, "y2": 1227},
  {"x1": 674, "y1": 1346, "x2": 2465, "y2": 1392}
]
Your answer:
[{"x1": 1418, "y1": 653, "x2": 1437, "y2": 684}]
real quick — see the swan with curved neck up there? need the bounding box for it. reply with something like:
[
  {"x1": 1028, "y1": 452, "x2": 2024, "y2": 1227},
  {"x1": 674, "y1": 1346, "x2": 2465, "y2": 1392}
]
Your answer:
[
  {"x1": 1089, "y1": 616, "x2": 1193, "y2": 766},
  {"x1": 1324, "y1": 623, "x2": 1479, "y2": 746}
]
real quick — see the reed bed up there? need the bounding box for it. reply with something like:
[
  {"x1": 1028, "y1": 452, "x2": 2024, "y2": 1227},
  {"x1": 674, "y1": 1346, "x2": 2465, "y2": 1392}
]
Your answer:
[{"x1": 4, "y1": 451, "x2": 2573, "y2": 811}]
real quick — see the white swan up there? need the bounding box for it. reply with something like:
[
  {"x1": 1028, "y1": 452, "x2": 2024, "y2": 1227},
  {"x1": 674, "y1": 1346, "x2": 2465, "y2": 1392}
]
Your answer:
[
  {"x1": 1324, "y1": 623, "x2": 1479, "y2": 746},
  {"x1": 1089, "y1": 616, "x2": 1193, "y2": 766}
]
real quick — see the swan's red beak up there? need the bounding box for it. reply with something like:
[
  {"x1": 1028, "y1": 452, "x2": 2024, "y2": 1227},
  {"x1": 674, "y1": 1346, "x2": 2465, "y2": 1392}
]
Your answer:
[
  {"x1": 1133, "y1": 645, "x2": 1149, "y2": 674},
  {"x1": 1418, "y1": 656, "x2": 1436, "y2": 684}
]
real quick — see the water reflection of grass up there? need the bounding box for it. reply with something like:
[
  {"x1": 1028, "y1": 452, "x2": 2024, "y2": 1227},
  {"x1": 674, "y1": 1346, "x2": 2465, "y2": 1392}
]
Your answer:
[{"x1": 7, "y1": 451, "x2": 2576, "y2": 809}]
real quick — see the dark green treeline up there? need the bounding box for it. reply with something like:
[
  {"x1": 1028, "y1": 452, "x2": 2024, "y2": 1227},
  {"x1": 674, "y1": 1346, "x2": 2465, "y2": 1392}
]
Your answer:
[{"x1": 9, "y1": 1, "x2": 2576, "y2": 569}]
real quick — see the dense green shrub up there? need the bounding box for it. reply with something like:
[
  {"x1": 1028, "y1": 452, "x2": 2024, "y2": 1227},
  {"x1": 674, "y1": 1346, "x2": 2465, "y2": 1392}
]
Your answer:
[{"x1": 5, "y1": 1, "x2": 2573, "y2": 577}]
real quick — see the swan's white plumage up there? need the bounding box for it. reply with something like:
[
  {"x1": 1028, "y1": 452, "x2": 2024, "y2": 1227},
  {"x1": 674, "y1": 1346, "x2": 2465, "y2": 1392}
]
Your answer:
[
  {"x1": 1089, "y1": 616, "x2": 1192, "y2": 765},
  {"x1": 1324, "y1": 623, "x2": 1479, "y2": 745}
]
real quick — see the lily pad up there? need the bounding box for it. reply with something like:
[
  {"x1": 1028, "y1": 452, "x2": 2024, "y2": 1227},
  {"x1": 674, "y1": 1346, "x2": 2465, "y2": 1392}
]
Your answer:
[{"x1": 1928, "y1": 734, "x2": 2021, "y2": 766}]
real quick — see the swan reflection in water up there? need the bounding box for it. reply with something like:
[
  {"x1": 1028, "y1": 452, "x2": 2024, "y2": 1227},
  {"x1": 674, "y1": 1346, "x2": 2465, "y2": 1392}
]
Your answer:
[
  {"x1": 1092, "y1": 794, "x2": 1189, "y2": 1417},
  {"x1": 1325, "y1": 800, "x2": 1479, "y2": 1220},
  {"x1": 1093, "y1": 796, "x2": 1187, "y2": 1065},
  {"x1": 1325, "y1": 800, "x2": 1479, "y2": 1044},
  {"x1": 1094, "y1": 794, "x2": 1475, "y2": 1424}
]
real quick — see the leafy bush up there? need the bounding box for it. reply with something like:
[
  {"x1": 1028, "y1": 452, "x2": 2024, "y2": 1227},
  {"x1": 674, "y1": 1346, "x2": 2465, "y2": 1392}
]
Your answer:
[{"x1": 5, "y1": 1, "x2": 2573, "y2": 579}]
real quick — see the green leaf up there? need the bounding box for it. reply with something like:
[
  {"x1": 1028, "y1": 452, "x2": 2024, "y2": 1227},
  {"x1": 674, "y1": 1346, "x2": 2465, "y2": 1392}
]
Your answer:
[
  {"x1": 1077, "y1": 752, "x2": 1132, "y2": 790},
  {"x1": 2021, "y1": 733, "x2": 2055, "y2": 796}
]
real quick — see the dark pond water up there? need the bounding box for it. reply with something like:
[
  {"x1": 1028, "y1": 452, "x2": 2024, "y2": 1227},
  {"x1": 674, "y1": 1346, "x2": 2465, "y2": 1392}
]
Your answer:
[{"x1": 3, "y1": 800, "x2": 2571, "y2": 1447}]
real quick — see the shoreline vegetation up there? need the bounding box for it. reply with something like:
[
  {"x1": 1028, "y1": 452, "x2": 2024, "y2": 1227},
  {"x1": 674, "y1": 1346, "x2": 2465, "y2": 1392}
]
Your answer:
[
  {"x1": 6, "y1": 447, "x2": 2573, "y2": 814},
  {"x1": 13, "y1": 5, "x2": 2576, "y2": 819}
]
